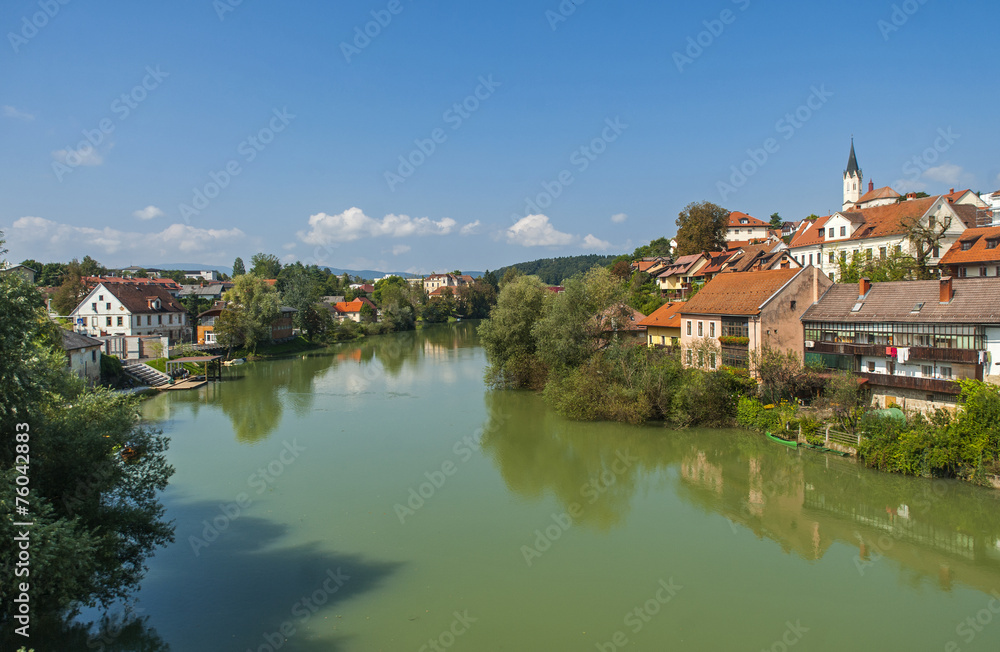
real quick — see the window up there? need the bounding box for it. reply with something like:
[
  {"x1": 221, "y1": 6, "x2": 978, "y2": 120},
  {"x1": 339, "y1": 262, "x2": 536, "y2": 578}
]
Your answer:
[
  {"x1": 168, "y1": 314, "x2": 173, "y2": 324},
  {"x1": 981, "y1": 266, "x2": 988, "y2": 277},
  {"x1": 961, "y1": 241, "x2": 973, "y2": 251},
  {"x1": 933, "y1": 246, "x2": 940, "y2": 257},
  {"x1": 106, "y1": 317, "x2": 112, "y2": 326},
  {"x1": 959, "y1": 267, "x2": 968, "y2": 278},
  {"x1": 91, "y1": 302, "x2": 97, "y2": 312},
  {"x1": 996, "y1": 266, "x2": 1000, "y2": 277},
  {"x1": 91, "y1": 350, "x2": 96, "y2": 362},
  {"x1": 921, "y1": 365, "x2": 933, "y2": 377},
  {"x1": 158, "y1": 315, "x2": 162, "y2": 325},
  {"x1": 894, "y1": 244, "x2": 902, "y2": 254},
  {"x1": 697, "y1": 321, "x2": 703, "y2": 337},
  {"x1": 840, "y1": 226, "x2": 846, "y2": 237},
  {"x1": 709, "y1": 322, "x2": 715, "y2": 337},
  {"x1": 147, "y1": 316, "x2": 151, "y2": 325},
  {"x1": 940, "y1": 366, "x2": 952, "y2": 379},
  {"x1": 98, "y1": 295, "x2": 103, "y2": 301},
  {"x1": 827, "y1": 228, "x2": 833, "y2": 237},
  {"x1": 987, "y1": 239, "x2": 999, "y2": 250},
  {"x1": 865, "y1": 249, "x2": 873, "y2": 260},
  {"x1": 867, "y1": 361, "x2": 875, "y2": 373},
  {"x1": 106, "y1": 302, "x2": 111, "y2": 310},
  {"x1": 686, "y1": 349, "x2": 693, "y2": 365},
  {"x1": 808, "y1": 254, "x2": 813, "y2": 265},
  {"x1": 117, "y1": 316, "x2": 123, "y2": 326},
  {"x1": 710, "y1": 353, "x2": 717, "y2": 369},
  {"x1": 790, "y1": 300, "x2": 797, "y2": 310},
  {"x1": 840, "y1": 251, "x2": 847, "y2": 261},
  {"x1": 698, "y1": 351, "x2": 704, "y2": 367},
  {"x1": 686, "y1": 321, "x2": 692, "y2": 336},
  {"x1": 879, "y1": 247, "x2": 886, "y2": 259},
  {"x1": 828, "y1": 252, "x2": 835, "y2": 263},
  {"x1": 91, "y1": 317, "x2": 97, "y2": 327}
]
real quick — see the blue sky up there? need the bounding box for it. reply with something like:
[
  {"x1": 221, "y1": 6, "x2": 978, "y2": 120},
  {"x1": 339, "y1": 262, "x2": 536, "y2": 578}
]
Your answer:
[{"x1": 2, "y1": 0, "x2": 998, "y2": 274}]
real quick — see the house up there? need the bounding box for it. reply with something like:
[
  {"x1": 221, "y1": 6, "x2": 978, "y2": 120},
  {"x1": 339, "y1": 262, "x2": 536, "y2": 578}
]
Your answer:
[
  {"x1": 801, "y1": 276, "x2": 1000, "y2": 411},
  {"x1": 178, "y1": 283, "x2": 227, "y2": 301},
  {"x1": 943, "y1": 188, "x2": 989, "y2": 208},
  {"x1": 786, "y1": 195, "x2": 969, "y2": 281},
  {"x1": 726, "y1": 211, "x2": 769, "y2": 242},
  {"x1": 656, "y1": 253, "x2": 710, "y2": 299},
  {"x1": 723, "y1": 241, "x2": 799, "y2": 274},
  {"x1": 631, "y1": 256, "x2": 672, "y2": 275},
  {"x1": 196, "y1": 302, "x2": 299, "y2": 344},
  {"x1": 331, "y1": 297, "x2": 377, "y2": 322},
  {"x1": 679, "y1": 266, "x2": 833, "y2": 372},
  {"x1": 422, "y1": 274, "x2": 472, "y2": 293},
  {"x1": 347, "y1": 282, "x2": 375, "y2": 293},
  {"x1": 183, "y1": 270, "x2": 220, "y2": 282},
  {"x1": 596, "y1": 304, "x2": 647, "y2": 342},
  {"x1": 61, "y1": 329, "x2": 104, "y2": 385},
  {"x1": 939, "y1": 226, "x2": 1000, "y2": 279},
  {"x1": 697, "y1": 252, "x2": 735, "y2": 283},
  {"x1": 780, "y1": 221, "x2": 799, "y2": 238},
  {"x1": 0, "y1": 264, "x2": 37, "y2": 284},
  {"x1": 70, "y1": 282, "x2": 189, "y2": 343},
  {"x1": 638, "y1": 302, "x2": 684, "y2": 348}
]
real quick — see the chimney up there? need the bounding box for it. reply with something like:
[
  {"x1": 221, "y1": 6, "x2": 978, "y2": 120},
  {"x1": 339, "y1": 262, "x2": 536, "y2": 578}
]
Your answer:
[
  {"x1": 939, "y1": 276, "x2": 953, "y2": 304},
  {"x1": 812, "y1": 265, "x2": 820, "y2": 303},
  {"x1": 950, "y1": 188, "x2": 955, "y2": 194},
  {"x1": 868, "y1": 180, "x2": 874, "y2": 192},
  {"x1": 906, "y1": 192, "x2": 916, "y2": 200},
  {"x1": 859, "y1": 277, "x2": 871, "y2": 298}
]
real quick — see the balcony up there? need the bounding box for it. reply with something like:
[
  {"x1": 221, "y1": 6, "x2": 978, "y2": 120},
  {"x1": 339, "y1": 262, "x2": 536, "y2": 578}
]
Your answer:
[
  {"x1": 906, "y1": 346, "x2": 982, "y2": 364},
  {"x1": 810, "y1": 341, "x2": 885, "y2": 357},
  {"x1": 856, "y1": 372, "x2": 961, "y2": 395}
]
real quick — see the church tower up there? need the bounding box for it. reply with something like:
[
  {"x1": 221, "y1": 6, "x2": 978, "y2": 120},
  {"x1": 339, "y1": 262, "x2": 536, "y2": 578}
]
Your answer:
[{"x1": 842, "y1": 139, "x2": 863, "y2": 210}]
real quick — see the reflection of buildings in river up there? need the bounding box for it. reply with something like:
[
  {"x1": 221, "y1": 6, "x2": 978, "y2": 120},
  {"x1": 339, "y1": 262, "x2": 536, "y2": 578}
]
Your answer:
[{"x1": 680, "y1": 450, "x2": 723, "y2": 496}]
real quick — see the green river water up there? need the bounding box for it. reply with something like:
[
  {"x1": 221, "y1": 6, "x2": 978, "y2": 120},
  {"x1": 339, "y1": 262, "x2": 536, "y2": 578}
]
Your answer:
[{"x1": 84, "y1": 323, "x2": 1000, "y2": 650}]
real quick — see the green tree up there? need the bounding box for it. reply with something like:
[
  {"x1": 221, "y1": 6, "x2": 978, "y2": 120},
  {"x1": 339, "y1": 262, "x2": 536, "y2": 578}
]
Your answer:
[
  {"x1": 373, "y1": 275, "x2": 407, "y2": 304},
  {"x1": 481, "y1": 270, "x2": 499, "y2": 292},
  {"x1": 0, "y1": 267, "x2": 174, "y2": 629},
  {"x1": 51, "y1": 259, "x2": 88, "y2": 315},
  {"x1": 79, "y1": 255, "x2": 105, "y2": 277},
  {"x1": 674, "y1": 201, "x2": 728, "y2": 255},
  {"x1": 836, "y1": 250, "x2": 916, "y2": 284},
  {"x1": 631, "y1": 237, "x2": 673, "y2": 259},
  {"x1": 478, "y1": 275, "x2": 548, "y2": 388},
  {"x1": 249, "y1": 252, "x2": 281, "y2": 279},
  {"x1": 216, "y1": 275, "x2": 280, "y2": 353},
  {"x1": 769, "y1": 212, "x2": 783, "y2": 229},
  {"x1": 232, "y1": 256, "x2": 246, "y2": 277},
  {"x1": 455, "y1": 280, "x2": 497, "y2": 319}
]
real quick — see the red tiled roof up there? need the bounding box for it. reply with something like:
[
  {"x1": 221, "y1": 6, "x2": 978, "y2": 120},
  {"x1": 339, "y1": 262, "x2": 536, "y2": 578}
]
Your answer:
[
  {"x1": 728, "y1": 211, "x2": 768, "y2": 228},
  {"x1": 787, "y1": 216, "x2": 832, "y2": 249},
  {"x1": 596, "y1": 304, "x2": 647, "y2": 332},
  {"x1": 855, "y1": 186, "x2": 900, "y2": 204},
  {"x1": 844, "y1": 195, "x2": 940, "y2": 241},
  {"x1": 334, "y1": 298, "x2": 373, "y2": 314},
  {"x1": 679, "y1": 268, "x2": 802, "y2": 316},
  {"x1": 700, "y1": 252, "x2": 735, "y2": 275},
  {"x1": 656, "y1": 254, "x2": 706, "y2": 278},
  {"x1": 801, "y1": 278, "x2": 1000, "y2": 324},
  {"x1": 95, "y1": 282, "x2": 186, "y2": 314},
  {"x1": 637, "y1": 302, "x2": 684, "y2": 329},
  {"x1": 939, "y1": 226, "x2": 1000, "y2": 266},
  {"x1": 85, "y1": 275, "x2": 181, "y2": 289},
  {"x1": 944, "y1": 188, "x2": 974, "y2": 203}
]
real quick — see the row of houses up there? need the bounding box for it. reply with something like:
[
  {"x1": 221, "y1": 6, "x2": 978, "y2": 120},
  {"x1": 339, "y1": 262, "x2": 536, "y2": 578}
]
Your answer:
[{"x1": 641, "y1": 265, "x2": 1000, "y2": 413}]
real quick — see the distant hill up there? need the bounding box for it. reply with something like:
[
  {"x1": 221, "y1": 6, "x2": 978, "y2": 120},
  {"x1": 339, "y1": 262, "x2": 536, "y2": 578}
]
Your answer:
[
  {"x1": 322, "y1": 267, "x2": 421, "y2": 280},
  {"x1": 494, "y1": 254, "x2": 620, "y2": 285}
]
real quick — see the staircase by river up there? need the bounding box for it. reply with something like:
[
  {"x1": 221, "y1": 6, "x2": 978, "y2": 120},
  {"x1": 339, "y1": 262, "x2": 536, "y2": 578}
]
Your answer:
[{"x1": 124, "y1": 362, "x2": 170, "y2": 387}]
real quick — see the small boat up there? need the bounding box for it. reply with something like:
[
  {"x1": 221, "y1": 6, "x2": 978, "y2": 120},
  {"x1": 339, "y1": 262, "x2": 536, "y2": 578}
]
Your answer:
[
  {"x1": 766, "y1": 431, "x2": 798, "y2": 448},
  {"x1": 223, "y1": 357, "x2": 246, "y2": 366}
]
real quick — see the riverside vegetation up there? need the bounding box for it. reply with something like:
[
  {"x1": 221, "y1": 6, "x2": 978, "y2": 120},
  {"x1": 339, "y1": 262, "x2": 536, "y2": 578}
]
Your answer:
[{"x1": 478, "y1": 266, "x2": 1000, "y2": 485}]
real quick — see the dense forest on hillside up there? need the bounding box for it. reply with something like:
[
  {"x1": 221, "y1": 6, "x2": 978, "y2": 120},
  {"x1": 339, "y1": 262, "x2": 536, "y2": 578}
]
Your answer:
[{"x1": 494, "y1": 254, "x2": 619, "y2": 285}]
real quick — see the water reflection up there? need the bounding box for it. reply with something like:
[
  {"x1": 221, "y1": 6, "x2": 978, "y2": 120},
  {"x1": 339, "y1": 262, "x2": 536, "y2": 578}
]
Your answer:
[{"x1": 482, "y1": 389, "x2": 1000, "y2": 593}]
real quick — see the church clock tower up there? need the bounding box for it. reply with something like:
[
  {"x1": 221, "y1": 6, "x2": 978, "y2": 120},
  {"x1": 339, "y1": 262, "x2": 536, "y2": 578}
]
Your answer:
[{"x1": 843, "y1": 139, "x2": 863, "y2": 210}]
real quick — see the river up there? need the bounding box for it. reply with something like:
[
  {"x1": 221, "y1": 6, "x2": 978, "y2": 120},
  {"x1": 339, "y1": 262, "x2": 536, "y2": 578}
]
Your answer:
[{"x1": 81, "y1": 323, "x2": 1000, "y2": 650}]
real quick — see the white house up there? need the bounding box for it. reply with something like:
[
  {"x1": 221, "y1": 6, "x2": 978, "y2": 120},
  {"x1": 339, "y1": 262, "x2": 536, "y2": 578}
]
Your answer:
[
  {"x1": 70, "y1": 282, "x2": 189, "y2": 343},
  {"x1": 726, "y1": 211, "x2": 769, "y2": 243},
  {"x1": 61, "y1": 330, "x2": 104, "y2": 385},
  {"x1": 183, "y1": 270, "x2": 220, "y2": 282}
]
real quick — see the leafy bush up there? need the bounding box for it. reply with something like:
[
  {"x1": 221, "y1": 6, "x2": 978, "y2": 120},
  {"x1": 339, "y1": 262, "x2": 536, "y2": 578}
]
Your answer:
[{"x1": 736, "y1": 396, "x2": 781, "y2": 433}]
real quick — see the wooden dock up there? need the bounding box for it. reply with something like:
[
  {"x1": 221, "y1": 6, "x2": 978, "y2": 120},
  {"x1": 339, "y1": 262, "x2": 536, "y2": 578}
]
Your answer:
[{"x1": 161, "y1": 379, "x2": 208, "y2": 391}]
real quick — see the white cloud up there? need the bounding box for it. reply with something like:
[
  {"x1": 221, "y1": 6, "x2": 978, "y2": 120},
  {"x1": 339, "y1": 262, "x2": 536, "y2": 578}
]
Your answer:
[
  {"x1": 2, "y1": 105, "x2": 34, "y2": 121},
  {"x1": 923, "y1": 163, "x2": 965, "y2": 185},
  {"x1": 460, "y1": 220, "x2": 481, "y2": 236},
  {"x1": 505, "y1": 214, "x2": 575, "y2": 247},
  {"x1": 392, "y1": 244, "x2": 411, "y2": 255},
  {"x1": 132, "y1": 205, "x2": 164, "y2": 220},
  {"x1": 582, "y1": 234, "x2": 611, "y2": 250},
  {"x1": 4, "y1": 216, "x2": 245, "y2": 261},
  {"x1": 52, "y1": 146, "x2": 104, "y2": 167},
  {"x1": 611, "y1": 212, "x2": 627, "y2": 224},
  {"x1": 298, "y1": 207, "x2": 462, "y2": 245}
]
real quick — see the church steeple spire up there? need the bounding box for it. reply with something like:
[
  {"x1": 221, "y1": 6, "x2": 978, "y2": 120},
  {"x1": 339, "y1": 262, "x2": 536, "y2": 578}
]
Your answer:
[{"x1": 842, "y1": 138, "x2": 863, "y2": 210}]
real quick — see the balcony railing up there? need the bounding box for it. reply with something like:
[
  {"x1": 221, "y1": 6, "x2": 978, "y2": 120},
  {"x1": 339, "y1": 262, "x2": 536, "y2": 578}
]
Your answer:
[
  {"x1": 810, "y1": 341, "x2": 885, "y2": 357},
  {"x1": 906, "y1": 346, "x2": 981, "y2": 364},
  {"x1": 856, "y1": 372, "x2": 961, "y2": 395}
]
